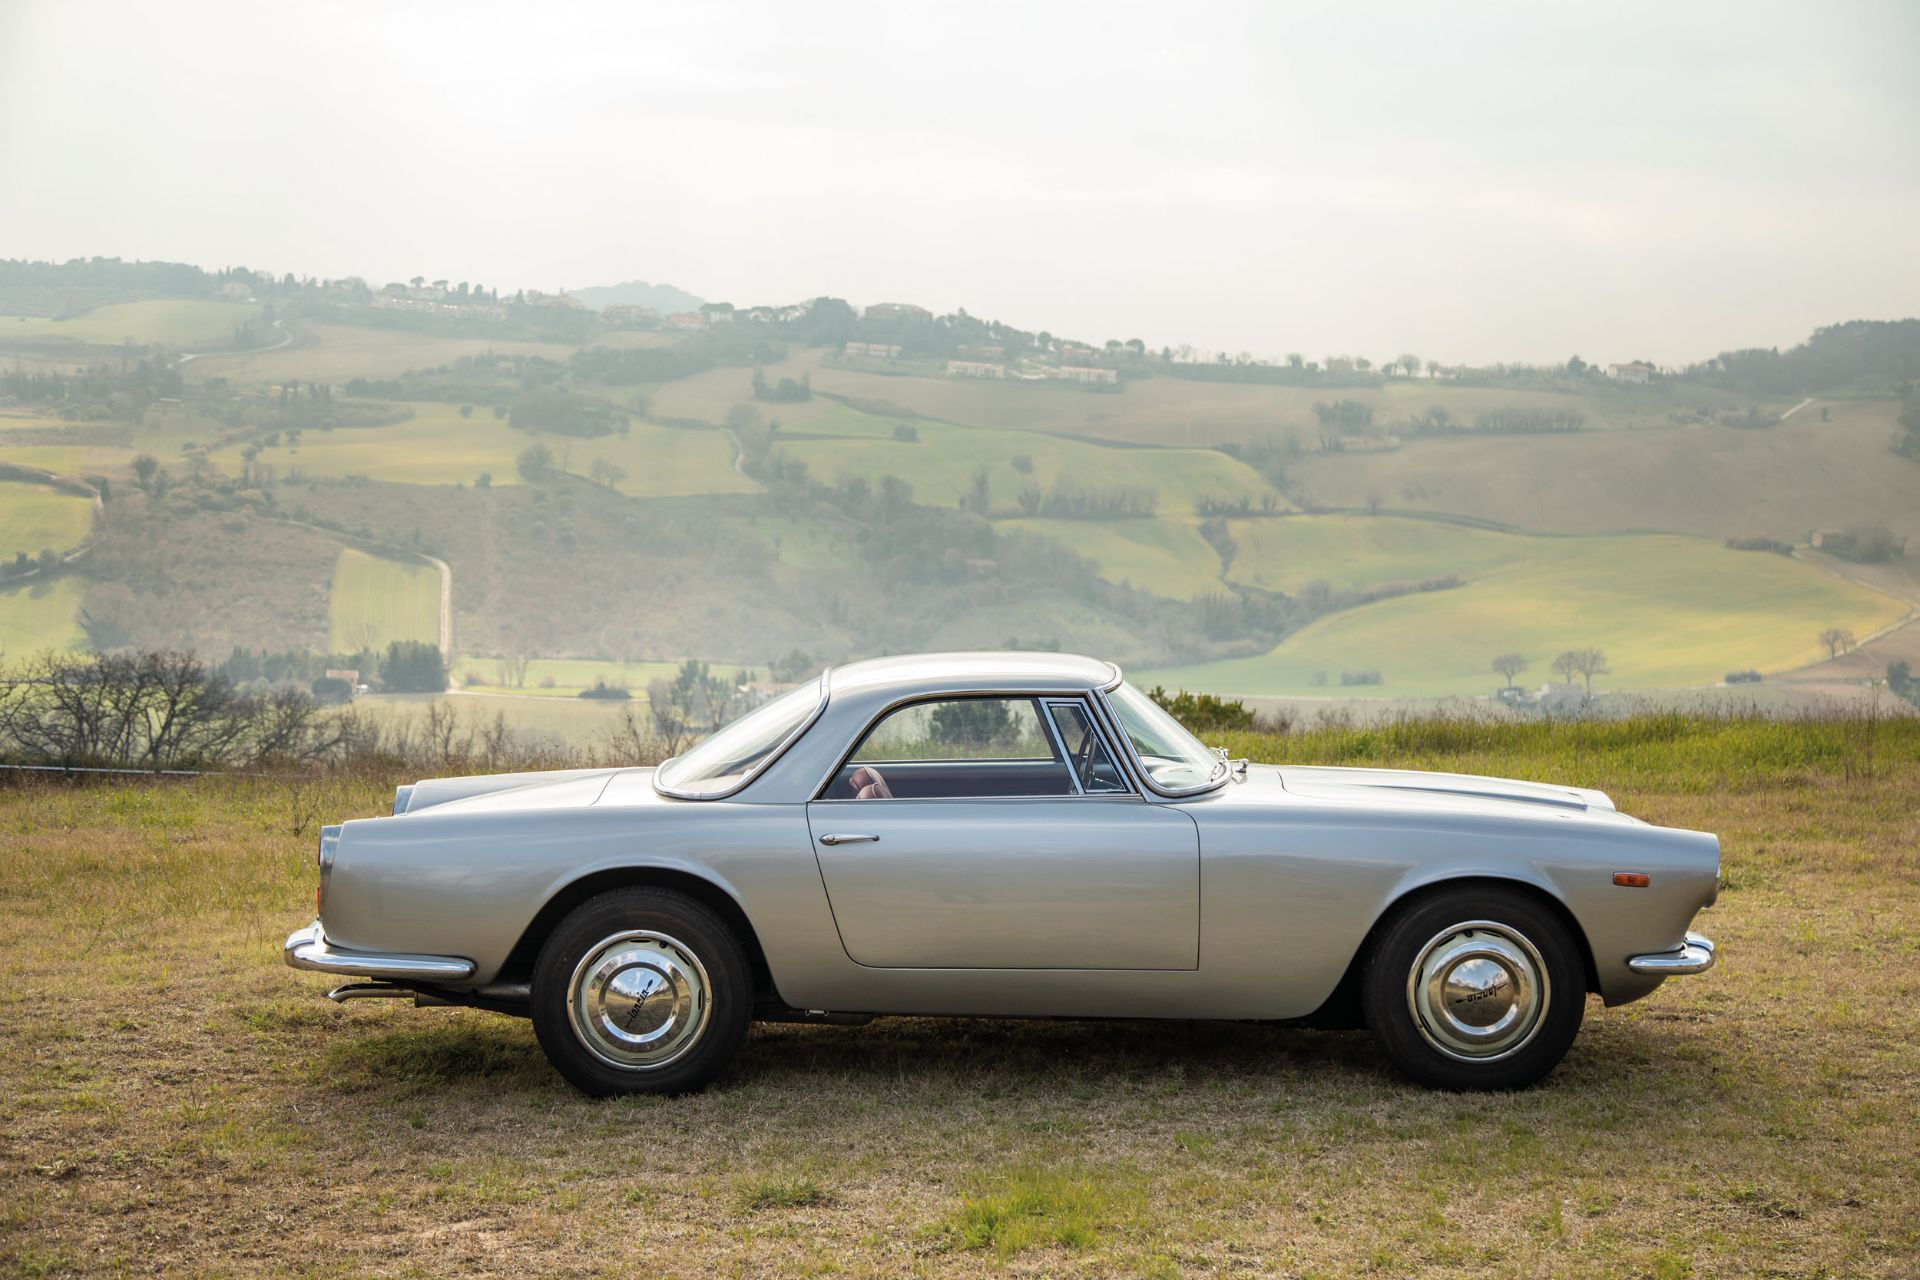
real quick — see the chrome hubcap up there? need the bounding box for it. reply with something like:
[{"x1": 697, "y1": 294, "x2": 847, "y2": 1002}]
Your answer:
[
  {"x1": 1406, "y1": 921, "x2": 1549, "y2": 1062},
  {"x1": 568, "y1": 930, "x2": 711, "y2": 1071}
]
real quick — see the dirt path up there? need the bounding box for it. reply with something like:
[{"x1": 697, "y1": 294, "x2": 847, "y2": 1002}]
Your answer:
[
  {"x1": 1778, "y1": 396, "x2": 1816, "y2": 422},
  {"x1": 420, "y1": 553, "x2": 453, "y2": 659}
]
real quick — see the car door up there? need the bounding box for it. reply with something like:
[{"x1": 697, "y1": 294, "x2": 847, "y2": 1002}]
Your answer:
[{"x1": 806, "y1": 695, "x2": 1199, "y2": 970}]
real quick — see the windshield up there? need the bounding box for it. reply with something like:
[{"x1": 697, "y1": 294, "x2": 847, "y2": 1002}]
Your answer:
[
  {"x1": 653, "y1": 678, "x2": 824, "y2": 799},
  {"x1": 1104, "y1": 681, "x2": 1225, "y2": 794}
]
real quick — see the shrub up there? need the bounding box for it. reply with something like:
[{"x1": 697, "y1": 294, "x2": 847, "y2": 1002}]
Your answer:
[
  {"x1": 1146, "y1": 687, "x2": 1254, "y2": 734},
  {"x1": 380, "y1": 641, "x2": 448, "y2": 693},
  {"x1": 1340, "y1": 670, "x2": 1384, "y2": 686},
  {"x1": 578, "y1": 680, "x2": 632, "y2": 700},
  {"x1": 1725, "y1": 670, "x2": 1764, "y2": 685},
  {"x1": 1726, "y1": 536, "x2": 1793, "y2": 555}
]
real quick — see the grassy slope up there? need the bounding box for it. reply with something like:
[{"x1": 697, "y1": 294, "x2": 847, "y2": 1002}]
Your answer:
[
  {"x1": 327, "y1": 549, "x2": 442, "y2": 652},
  {"x1": 182, "y1": 322, "x2": 583, "y2": 383},
  {"x1": 1143, "y1": 526, "x2": 1908, "y2": 697},
  {"x1": 1004, "y1": 516, "x2": 1223, "y2": 600},
  {"x1": 2, "y1": 719, "x2": 1914, "y2": 1277},
  {"x1": 0, "y1": 482, "x2": 94, "y2": 559},
  {"x1": 1, "y1": 299, "x2": 261, "y2": 347},
  {"x1": 0, "y1": 574, "x2": 86, "y2": 656},
  {"x1": 1296, "y1": 398, "x2": 1920, "y2": 544},
  {"x1": 773, "y1": 416, "x2": 1278, "y2": 516},
  {"x1": 208, "y1": 403, "x2": 756, "y2": 498},
  {"x1": 805, "y1": 364, "x2": 1767, "y2": 446}
]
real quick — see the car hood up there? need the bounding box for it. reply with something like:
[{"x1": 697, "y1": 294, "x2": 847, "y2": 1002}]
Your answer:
[{"x1": 1275, "y1": 765, "x2": 1615, "y2": 814}]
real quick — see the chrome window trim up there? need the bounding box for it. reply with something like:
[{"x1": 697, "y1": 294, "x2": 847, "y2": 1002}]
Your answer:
[
  {"x1": 652, "y1": 667, "x2": 833, "y2": 801},
  {"x1": 1092, "y1": 684, "x2": 1229, "y2": 799},
  {"x1": 809, "y1": 690, "x2": 1139, "y2": 802},
  {"x1": 1041, "y1": 697, "x2": 1132, "y2": 797}
]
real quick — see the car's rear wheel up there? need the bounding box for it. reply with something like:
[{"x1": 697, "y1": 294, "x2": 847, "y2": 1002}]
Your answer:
[
  {"x1": 531, "y1": 888, "x2": 751, "y2": 1096},
  {"x1": 1361, "y1": 886, "x2": 1585, "y2": 1090}
]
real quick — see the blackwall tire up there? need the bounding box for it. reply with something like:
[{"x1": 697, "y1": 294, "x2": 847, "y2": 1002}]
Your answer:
[
  {"x1": 531, "y1": 888, "x2": 751, "y2": 1097},
  {"x1": 1361, "y1": 886, "x2": 1585, "y2": 1091}
]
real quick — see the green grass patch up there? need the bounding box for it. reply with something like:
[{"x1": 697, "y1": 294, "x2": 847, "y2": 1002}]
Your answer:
[
  {"x1": 1, "y1": 299, "x2": 262, "y2": 348},
  {"x1": 328, "y1": 548, "x2": 441, "y2": 652},
  {"x1": 1143, "y1": 522, "x2": 1907, "y2": 696},
  {"x1": 0, "y1": 482, "x2": 93, "y2": 561},
  {"x1": 939, "y1": 1162, "x2": 1145, "y2": 1259},
  {"x1": 735, "y1": 1174, "x2": 829, "y2": 1212},
  {"x1": 1005, "y1": 516, "x2": 1223, "y2": 599},
  {"x1": 0, "y1": 575, "x2": 86, "y2": 656}
]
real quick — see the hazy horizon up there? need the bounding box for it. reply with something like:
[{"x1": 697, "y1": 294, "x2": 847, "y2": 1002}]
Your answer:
[{"x1": 3, "y1": 0, "x2": 1917, "y2": 366}]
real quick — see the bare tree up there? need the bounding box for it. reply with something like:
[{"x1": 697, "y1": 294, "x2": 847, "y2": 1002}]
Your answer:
[
  {"x1": 1550, "y1": 650, "x2": 1581, "y2": 689},
  {"x1": 1491, "y1": 653, "x2": 1529, "y2": 690},
  {"x1": 1819, "y1": 627, "x2": 1857, "y2": 660},
  {"x1": 1566, "y1": 648, "x2": 1609, "y2": 698}
]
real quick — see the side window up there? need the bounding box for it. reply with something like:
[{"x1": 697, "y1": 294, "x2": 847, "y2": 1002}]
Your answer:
[
  {"x1": 1046, "y1": 701, "x2": 1130, "y2": 794},
  {"x1": 833, "y1": 698, "x2": 1072, "y2": 799}
]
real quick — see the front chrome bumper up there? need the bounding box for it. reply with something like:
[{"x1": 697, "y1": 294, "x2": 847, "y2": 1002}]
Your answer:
[
  {"x1": 283, "y1": 920, "x2": 476, "y2": 982},
  {"x1": 1626, "y1": 930, "x2": 1717, "y2": 976}
]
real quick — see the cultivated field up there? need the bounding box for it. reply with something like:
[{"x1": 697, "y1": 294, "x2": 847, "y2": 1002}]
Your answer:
[
  {"x1": 0, "y1": 299, "x2": 262, "y2": 349},
  {"x1": 802, "y1": 365, "x2": 1769, "y2": 447},
  {"x1": 0, "y1": 482, "x2": 94, "y2": 561},
  {"x1": 772, "y1": 417, "x2": 1278, "y2": 516},
  {"x1": 3, "y1": 715, "x2": 1916, "y2": 1277},
  {"x1": 0, "y1": 575, "x2": 86, "y2": 657},
  {"x1": 1295, "y1": 398, "x2": 1920, "y2": 544},
  {"x1": 206, "y1": 404, "x2": 755, "y2": 499},
  {"x1": 181, "y1": 323, "x2": 583, "y2": 383},
  {"x1": 328, "y1": 549, "x2": 442, "y2": 653},
  {"x1": 1143, "y1": 528, "x2": 1908, "y2": 697}
]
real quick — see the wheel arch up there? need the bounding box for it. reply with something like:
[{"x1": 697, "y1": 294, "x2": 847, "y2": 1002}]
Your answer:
[
  {"x1": 499, "y1": 866, "x2": 780, "y2": 1007},
  {"x1": 1306, "y1": 874, "x2": 1600, "y2": 1029}
]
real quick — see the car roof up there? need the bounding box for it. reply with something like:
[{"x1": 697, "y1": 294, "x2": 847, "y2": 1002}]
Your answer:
[{"x1": 824, "y1": 651, "x2": 1122, "y2": 701}]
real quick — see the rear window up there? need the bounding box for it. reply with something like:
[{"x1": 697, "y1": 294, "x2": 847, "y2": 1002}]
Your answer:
[{"x1": 652, "y1": 678, "x2": 824, "y2": 799}]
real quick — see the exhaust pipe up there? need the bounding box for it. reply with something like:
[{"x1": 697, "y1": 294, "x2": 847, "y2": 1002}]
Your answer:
[{"x1": 326, "y1": 982, "x2": 413, "y2": 1002}]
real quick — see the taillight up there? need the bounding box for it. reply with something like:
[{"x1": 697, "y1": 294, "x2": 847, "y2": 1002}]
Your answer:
[{"x1": 316, "y1": 824, "x2": 341, "y2": 916}]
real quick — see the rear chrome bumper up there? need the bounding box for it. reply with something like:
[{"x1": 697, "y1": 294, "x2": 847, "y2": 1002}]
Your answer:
[
  {"x1": 1627, "y1": 931, "x2": 1717, "y2": 976},
  {"x1": 283, "y1": 920, "x2": 475, "y2": 982}
]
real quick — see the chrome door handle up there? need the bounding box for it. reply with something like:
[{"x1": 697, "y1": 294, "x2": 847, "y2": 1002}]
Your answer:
[{"x1": 818, "y1": 833, "x2": 879, "y2": 846}]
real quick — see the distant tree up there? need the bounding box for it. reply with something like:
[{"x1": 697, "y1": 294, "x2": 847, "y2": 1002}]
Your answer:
[
  {"x1": 516, "y1": 442, "x2": 556, "y2": 482},
  {"x1": 961, "y1": 467, "x2": 992, "y2": 515},
  {"x1": 458, "y1": 404, "x2": 474, "y2": 419},
  {"x1": 475, "y1": 471, "x2": 492, "y2": 488},
  {"x1": 1396, "y1": 353, "x2": 1421, "y2": 378},
  {"x1": 588, "y1": 457, "x2": 628, "y2": 489},
  {"x1": 1556, "y1": 648, "x2": 1608, "y2": 698},
  {"x1": 380, "y1": 641, "x2": 447, "y2": 693},
  {"x1": 132, "y1": 453, "x2": 159, "y2": 491},
  {"x1": 1492, "y1": 653, "x2": 1529, "y2": 690},
  {"x1": 1888, "y1": 659, "x2": 1916, "y2": 705},
  {"x1": 1819, "y1": 627, "x2": 1857, "y2": 660},
  {"x1": 929, "y1": 698, "x2": 1015, "y2": 749}
]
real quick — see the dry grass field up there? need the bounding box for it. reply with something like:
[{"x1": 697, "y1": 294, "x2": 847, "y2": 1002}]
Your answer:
[
  {"x1": 0, "y1": 300, "x2": 262, "y2": 349},
  {"x1": 3, "y1": 715, "x2": 1916, "y2": 1278}
]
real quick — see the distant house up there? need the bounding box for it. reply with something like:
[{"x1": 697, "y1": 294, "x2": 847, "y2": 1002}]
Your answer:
[
  {"x1": 667, "y1": 312, "x2": 708, "y2": 330},
  {"x1": 947, "y1": 360, "x2": 1006, "y2": 379},
  {"x1": 600, "y1": 304, "x2": 659, "y2": 328},
  {"x1": 215, "y1": 281, "x2": 253, "y2": 302},
  {"x1": 845, "y1": 341, "x2": 903, "y2": 360},
  {"x1": 1054, "y1": 365, "x2": 1118, "y2": 385},
  {"x1": 1608, "y1": 361, "x2": 1655, "y2": 384}
]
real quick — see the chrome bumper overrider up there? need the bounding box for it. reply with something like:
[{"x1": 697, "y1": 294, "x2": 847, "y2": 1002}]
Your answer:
[
  {"x1": 283, "y1": 921, "x2": 476, "y2": 982},
  {"x1": 1626, "y1": 931, "x2": 1717, "y2": 976}
]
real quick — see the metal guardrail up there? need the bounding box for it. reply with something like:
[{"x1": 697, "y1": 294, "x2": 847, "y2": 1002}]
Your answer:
[{"x1": 0, "y1": 762, "x2": 222, "y2": 777}]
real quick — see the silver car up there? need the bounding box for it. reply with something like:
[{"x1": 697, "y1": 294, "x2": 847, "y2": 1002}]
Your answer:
[{"x1": 285, "y1": 652, "x2": 1719, "y2": 1093}]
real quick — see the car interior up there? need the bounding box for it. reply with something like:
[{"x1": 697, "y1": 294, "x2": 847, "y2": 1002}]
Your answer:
[{"x1": 821, "y1": 696, "x2": 1131, "y2": 799}]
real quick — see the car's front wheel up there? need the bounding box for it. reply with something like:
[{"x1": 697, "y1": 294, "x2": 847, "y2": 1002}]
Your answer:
[
  {"x1": 1360, "y1": 886, "x2": 1585, "y2": 1090},
  {"x1": 531, "y1": 888, "x2": 751, "y2": 1096}
]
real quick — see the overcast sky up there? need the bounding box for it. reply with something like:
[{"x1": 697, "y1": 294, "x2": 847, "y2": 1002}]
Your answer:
[{"x1": 2, "y1": 1, "x2": 1915, "y2": 365}]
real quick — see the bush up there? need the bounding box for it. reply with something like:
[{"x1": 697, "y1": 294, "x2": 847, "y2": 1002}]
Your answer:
[
  {"x1": 1340, "y1": 670, "x2": 1384, "y2": 686},
  {"x1": 578, "y1": 680, "x2": 632, "y2": 700},
  {"x1": 1146, "y1": 687, "x2": 1254, "y2": 734},
  {"x1": 310, "y1": 675, "x2": 354, "y2": 705},
  {"x1": 1724, "y1": 670, "x2": 1764, "y2": 685},
  {"x1": 1820, "y1": 525, "x2": 1906, "y2": 564},
  {"x1": 380, "y1": 641, "x2": 448, "y2": 693},
  {"x1": 1725, "y1": 536, "x2": 1793, "y2": 556}
]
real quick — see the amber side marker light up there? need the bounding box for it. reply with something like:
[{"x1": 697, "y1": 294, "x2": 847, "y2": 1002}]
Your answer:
[{"x1": 1613, "y1": 872, "x2": 1651, "y2": 888}]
